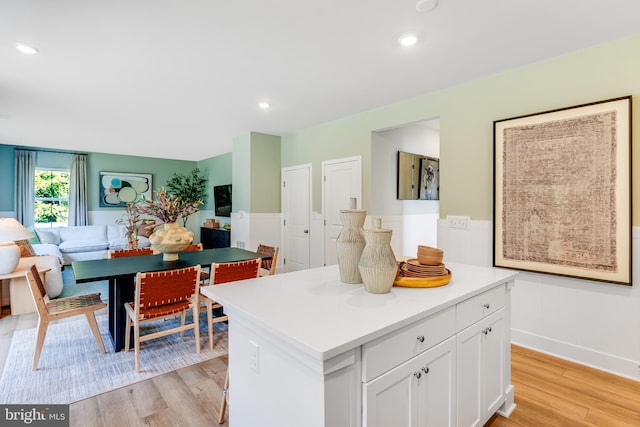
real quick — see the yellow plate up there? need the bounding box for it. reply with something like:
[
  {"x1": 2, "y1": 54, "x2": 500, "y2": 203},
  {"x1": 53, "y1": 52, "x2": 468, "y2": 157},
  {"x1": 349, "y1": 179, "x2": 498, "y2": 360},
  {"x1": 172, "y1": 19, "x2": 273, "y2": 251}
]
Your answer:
[{"x1": 394, "y1": 269, "x2": 452, "y2": 288}]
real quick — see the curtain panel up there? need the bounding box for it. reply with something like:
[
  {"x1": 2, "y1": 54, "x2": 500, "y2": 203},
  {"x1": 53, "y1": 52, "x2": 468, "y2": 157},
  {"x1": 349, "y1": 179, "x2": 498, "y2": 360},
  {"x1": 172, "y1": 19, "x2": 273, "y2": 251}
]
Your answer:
[
  {"x1": 68, "y1": 154, "x2": 88, "y2": 226},
  {"x1": 15, "y1": 150, "x2": 36, "y2": 227}
]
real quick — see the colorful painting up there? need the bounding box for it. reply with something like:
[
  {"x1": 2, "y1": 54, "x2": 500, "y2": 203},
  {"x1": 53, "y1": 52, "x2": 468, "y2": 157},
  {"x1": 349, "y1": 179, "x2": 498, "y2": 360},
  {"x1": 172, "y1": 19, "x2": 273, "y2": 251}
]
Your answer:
[{"x1": 99, "y1": 172, "x2": 152, "y2": 207}]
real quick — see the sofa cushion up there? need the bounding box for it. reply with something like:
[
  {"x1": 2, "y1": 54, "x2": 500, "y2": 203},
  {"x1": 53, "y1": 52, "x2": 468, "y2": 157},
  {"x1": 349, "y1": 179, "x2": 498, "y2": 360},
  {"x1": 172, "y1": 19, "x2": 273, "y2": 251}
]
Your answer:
[
  {"x1": 108, "y1": 236, "x2": 151, "y2": 251},
  {"x1": 59, "y1": 239, "x2": 109, "y2": 254},
  {"x1": 35, "y1": 228, "x2": 61, "y2": 245},
  {"x1": 32, "y1": 243, "x2": 65, "y2": 266},
  {"x1": 26, "y1": 226, "x2": 41, "y2": 244},
  {"x1": 58, "y1": 226, "x2": 106, "y2": 242}
]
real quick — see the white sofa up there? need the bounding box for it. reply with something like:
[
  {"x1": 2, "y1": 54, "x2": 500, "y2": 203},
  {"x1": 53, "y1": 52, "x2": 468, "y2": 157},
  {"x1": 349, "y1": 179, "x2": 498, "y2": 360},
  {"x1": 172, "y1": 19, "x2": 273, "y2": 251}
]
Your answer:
[{"x1": 32, "y1": 225, "x2": 151, "y2": 266}]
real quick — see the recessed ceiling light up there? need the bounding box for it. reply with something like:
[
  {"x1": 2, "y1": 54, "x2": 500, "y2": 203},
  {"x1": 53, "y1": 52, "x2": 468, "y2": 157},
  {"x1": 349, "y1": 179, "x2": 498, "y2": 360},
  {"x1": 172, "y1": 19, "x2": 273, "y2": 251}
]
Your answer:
[
  {"x1": 416, "y1": 0, "x2": 438, "y2": 12},
  {"x1": 398, "y1": 34, "x2": 418, "y2": 47},
  {"x1": 258, "y1": 102, "x2": 270, "y2": 110},
  {"x1": 15, "y1": 43, "x2": 38, "y2": 55}
]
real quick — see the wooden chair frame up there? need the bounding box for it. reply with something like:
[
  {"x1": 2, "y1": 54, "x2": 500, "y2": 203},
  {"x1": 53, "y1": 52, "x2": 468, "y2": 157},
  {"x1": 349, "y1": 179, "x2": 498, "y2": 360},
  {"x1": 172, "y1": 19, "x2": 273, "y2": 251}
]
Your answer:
[
  {"x1": 256, "y1": 244, "x2": 279, "y2": 276},
  {"x1": 25, "y1": 265, "x2": 107, "y2": 371},
  {"x1": 124, "y1": 265, "x2": 201, "y2": 373}
]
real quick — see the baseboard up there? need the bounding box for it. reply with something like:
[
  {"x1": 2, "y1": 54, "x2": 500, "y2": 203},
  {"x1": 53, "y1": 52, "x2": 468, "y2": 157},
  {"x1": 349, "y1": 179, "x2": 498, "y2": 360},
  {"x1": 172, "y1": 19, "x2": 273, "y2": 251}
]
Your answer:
[{"x1": 512, "y1": 329, "x2": 640, "y2": 381}]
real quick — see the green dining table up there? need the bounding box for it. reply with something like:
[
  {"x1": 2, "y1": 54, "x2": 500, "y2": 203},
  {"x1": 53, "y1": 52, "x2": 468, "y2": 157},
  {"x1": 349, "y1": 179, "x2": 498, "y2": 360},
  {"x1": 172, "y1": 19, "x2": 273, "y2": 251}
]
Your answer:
[{"x1": 72, "y1": 247, "x2": 267, "y2": 351}]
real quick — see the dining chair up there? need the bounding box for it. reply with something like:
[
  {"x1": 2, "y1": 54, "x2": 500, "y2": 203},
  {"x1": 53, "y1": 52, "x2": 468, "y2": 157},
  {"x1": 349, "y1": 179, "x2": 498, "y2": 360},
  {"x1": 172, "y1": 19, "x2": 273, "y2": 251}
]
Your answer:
[
  {"x1": 256, "y1": 244, "x2": 279, "y2": 276},
  {"x1": 200, "y1": 258, "x2": 261, "y2": 349},
  {"x1": 108, "y1": 247, "x2": 154, "y2": 258},
  {"x1": 199, "y1": 258, "x2": 261, "y2": 423},
  {"x1": 124, "y1": 265, "x2": 201, "y2": 373},
  {"x1": 25, "y1": 264, "x2": 107, "y2": 371},
  {"x1": 180, "y1": 243, "x2": 210, "y2": 283}
]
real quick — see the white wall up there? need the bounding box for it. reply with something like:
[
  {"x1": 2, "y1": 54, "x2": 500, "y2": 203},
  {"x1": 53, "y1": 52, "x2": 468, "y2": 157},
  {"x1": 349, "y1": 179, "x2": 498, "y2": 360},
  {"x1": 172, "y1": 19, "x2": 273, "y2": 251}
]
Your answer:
[
  {"x1": 231, "y1": 212, "x2": 282, "y2": 273},
  {"x1": 438, "y1": 219, "x2": 640, "y2": 381}
]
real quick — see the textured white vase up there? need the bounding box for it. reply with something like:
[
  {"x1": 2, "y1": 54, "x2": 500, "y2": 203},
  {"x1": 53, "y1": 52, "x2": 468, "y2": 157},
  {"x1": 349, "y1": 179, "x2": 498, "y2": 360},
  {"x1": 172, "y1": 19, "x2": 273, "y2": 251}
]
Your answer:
[
  {"x1": 149, "y1": 222, "x2": 194, "y2": 261},
  {"x1": 358, "y1": 220, "x2": 397, "y2": 294},
  {"x1": 336, "y1": 210, "x2": 367, "y2": 284}
]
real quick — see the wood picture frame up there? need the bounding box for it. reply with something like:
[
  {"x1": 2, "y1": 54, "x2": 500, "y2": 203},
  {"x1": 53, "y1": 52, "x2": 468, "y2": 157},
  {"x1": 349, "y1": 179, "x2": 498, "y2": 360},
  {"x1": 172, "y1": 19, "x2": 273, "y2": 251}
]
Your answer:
[
  {"x1": 99, "y1": 172, "x2": 153, "y2": 207},
  {"x1": 493, "y1": 96, "x2": 631, "y2": 284}
]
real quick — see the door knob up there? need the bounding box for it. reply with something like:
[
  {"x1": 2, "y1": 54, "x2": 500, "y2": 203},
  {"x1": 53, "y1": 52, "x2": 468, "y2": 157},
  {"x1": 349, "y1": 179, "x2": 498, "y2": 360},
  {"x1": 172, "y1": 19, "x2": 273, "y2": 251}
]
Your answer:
[{"x1": 304, "y1": 229, "x2": 309, "y2": 234}]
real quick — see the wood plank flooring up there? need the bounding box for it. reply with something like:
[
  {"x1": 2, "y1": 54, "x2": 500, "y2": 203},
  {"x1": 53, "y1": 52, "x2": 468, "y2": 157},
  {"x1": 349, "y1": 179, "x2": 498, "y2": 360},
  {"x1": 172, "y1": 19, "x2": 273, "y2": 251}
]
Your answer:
[
  {"x1": 2, "y1": 307, "x2": 639, "y2": 426},
  {"x1": 486, "y1": 345, "x2": 640, "y2": 427}
]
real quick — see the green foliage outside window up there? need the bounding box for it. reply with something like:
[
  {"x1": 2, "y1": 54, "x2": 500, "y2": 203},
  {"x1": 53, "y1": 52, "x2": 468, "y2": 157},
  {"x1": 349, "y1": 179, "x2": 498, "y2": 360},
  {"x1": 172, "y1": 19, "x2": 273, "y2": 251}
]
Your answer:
[{"x1": 35, "y1": 170, "x2": 69, "y2": 226}]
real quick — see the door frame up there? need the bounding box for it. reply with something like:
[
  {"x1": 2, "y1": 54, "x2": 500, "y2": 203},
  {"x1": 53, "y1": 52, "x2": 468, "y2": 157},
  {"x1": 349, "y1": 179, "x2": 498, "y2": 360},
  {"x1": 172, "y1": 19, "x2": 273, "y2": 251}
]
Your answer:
[{"x1": 281, "y1": 163, "x2": 312, "y2": 272}]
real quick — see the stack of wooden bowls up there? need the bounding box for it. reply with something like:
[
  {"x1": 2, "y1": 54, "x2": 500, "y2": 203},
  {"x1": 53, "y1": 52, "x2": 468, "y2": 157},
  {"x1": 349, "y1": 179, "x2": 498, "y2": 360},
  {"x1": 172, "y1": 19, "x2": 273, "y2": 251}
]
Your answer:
[{"x1": 399, "y1": 245, "x2": 447, "y2": 278}]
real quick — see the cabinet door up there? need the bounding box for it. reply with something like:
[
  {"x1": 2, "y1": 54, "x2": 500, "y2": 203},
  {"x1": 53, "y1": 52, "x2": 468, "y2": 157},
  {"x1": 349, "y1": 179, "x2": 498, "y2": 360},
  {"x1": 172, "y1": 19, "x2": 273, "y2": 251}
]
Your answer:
[
  {"x1": 416, "y1": 337, "x2": 456, "y2": 427},
  {"x1": 363, "y1": 337, "x2": 455, "y2": 427},
  {"x1": 481, "y1": 309, "x2": 505, "y2": 417},
  {"x1": 456, "y1": 309, "x2": 505, "y2": 427}
]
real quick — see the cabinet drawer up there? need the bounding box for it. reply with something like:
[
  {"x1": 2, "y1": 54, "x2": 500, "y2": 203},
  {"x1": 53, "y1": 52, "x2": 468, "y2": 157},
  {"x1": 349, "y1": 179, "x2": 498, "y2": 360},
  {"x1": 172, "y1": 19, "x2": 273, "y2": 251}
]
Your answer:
[
  {"x1": 456, "y1": 284, "x2": 505, "y2": 332},
  {"x1": 362, "y1": 306, "x2": 455, "y2": 382}
]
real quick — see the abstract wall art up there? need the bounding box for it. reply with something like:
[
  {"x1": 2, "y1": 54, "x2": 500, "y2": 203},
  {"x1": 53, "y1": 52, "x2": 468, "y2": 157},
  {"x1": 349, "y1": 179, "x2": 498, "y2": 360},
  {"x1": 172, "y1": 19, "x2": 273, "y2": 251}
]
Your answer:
[{"x1": 99, "y1": 172, "x2": 153, "y2": 207}]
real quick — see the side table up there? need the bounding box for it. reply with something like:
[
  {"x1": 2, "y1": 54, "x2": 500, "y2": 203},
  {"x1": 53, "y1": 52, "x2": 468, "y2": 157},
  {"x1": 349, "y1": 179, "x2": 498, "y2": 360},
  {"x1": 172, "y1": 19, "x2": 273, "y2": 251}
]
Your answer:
[{"x1": 0, "y1": 266, "x2": 50, "y2": 316}]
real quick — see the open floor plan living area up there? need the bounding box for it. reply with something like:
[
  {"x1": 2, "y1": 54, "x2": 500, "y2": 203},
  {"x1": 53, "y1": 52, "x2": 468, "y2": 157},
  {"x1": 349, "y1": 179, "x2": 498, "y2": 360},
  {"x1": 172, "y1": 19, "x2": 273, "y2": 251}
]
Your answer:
[{"x1": 2, "y1": 1, "x2": 640, "y2": 426}]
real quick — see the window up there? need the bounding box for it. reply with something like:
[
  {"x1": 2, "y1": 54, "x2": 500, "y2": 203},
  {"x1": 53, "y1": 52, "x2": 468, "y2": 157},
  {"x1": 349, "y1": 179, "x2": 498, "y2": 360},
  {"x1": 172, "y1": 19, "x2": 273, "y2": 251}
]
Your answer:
[{"x1": 34, "y1": 169, "x2": 69, "y2": 228}]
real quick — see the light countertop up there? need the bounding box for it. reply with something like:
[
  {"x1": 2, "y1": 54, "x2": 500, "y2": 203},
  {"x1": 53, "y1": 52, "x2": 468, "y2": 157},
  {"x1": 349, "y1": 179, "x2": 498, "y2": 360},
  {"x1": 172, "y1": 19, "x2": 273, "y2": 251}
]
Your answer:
[{"x1": 200, "y1": 263, "x2": 518, "y2": 361}]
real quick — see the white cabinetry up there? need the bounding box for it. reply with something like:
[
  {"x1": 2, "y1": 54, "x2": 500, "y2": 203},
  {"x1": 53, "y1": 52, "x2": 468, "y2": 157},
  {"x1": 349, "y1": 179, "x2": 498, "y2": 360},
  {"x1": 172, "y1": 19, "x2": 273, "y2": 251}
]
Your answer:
[
  {"x1": 200, "y1": 263, "x2": 517, "y2": 427},
  {"x1": 363, "y1": 336, "x2": 456, "y2": 427},
  {"x1": 456, "y1": 285, "x2": 507, "y2": 427}
]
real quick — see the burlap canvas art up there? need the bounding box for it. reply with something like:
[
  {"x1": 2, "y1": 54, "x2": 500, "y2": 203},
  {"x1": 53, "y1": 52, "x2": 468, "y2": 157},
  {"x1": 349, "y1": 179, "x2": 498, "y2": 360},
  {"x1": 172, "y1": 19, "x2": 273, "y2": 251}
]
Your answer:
[{"x1": 493, "y1": 97, "x2": 631, "y2": 284}]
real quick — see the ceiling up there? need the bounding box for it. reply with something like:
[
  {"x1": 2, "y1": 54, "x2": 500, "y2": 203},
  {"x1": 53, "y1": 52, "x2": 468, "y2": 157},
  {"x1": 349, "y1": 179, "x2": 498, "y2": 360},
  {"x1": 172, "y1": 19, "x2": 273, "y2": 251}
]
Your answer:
[{"x1": 1, "y1": 0, "x2": 639, "y2": 161}]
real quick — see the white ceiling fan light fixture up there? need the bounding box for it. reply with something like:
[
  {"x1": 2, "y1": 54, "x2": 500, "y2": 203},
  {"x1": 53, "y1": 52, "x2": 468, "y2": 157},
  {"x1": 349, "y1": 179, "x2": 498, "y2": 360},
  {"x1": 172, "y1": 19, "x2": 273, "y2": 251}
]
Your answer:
[
  {"x1": 416, "y1": 0, "x2": 438, "y2": 13},
  {"x1": 15, "y1": 43, "x2": 39, "y2": 55}
]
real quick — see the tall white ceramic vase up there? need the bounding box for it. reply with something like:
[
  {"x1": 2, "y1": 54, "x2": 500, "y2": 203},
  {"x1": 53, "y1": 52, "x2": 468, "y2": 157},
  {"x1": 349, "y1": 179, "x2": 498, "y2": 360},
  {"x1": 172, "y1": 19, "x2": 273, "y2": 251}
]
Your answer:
[
  {"x1": 358, "y1": 219, "x2": 397, "y2": 294},
  {"x1": 336, "y1": 209, "x2": 367, "y2": 284}
]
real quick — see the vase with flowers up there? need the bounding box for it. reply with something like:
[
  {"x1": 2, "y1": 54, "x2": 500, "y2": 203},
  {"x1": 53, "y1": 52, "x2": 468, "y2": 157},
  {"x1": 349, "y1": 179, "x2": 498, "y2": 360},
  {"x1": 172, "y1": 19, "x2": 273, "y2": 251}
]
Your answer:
[
  {"x1": 116, "y1": 202, "x2": 142, "y2": 249},
  {"x1": 135, "y1": 187, "x2": 203, "y2": 261}
]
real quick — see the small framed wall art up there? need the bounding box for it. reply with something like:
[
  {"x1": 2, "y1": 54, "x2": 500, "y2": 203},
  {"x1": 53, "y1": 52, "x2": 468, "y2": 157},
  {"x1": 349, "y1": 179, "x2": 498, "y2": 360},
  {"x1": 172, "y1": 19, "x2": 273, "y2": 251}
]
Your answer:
[
  {"x1": 99, "y1": 172, "x2": 153, "y2": 207},
  {"x1": 493, "y1": 96, "x2": 631, "y2": 284}
]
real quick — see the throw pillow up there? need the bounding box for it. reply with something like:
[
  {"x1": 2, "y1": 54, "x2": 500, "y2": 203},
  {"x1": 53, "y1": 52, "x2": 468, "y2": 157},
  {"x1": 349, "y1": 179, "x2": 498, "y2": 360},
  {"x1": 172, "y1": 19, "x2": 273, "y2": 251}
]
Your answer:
[
  {"x1": 26, "y1": 226, "x2": 41, "y2": 244},
  {"x1": 15, "y1": 239, "x2": 36, "y2": 257},
  {"x1": 35, "y1": 228, "x2": 61, "y2": 245}
]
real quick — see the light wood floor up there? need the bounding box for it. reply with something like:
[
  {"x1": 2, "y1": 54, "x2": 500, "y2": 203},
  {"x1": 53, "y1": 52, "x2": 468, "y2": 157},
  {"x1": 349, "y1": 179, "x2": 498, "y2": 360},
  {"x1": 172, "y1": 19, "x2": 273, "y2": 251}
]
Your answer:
[{"x1": 2, "y1": 307, "x2": 640, "y2": 426}]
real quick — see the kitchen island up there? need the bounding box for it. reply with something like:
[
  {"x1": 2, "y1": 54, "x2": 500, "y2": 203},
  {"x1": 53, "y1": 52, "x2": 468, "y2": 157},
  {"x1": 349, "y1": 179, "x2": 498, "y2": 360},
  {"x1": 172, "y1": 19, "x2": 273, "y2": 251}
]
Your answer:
[{"x1": 200, "y1": 262, "x2": 518, "y2": 427}]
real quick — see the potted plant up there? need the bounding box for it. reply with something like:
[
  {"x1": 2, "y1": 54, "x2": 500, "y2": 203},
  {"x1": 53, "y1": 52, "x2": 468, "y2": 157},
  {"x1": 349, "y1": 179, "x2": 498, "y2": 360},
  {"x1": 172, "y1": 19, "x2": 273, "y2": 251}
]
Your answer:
[
  {"x1": 165, "y1": 168, "x2": 208, "y2": 226},
  {"x1": 135, "y1": 188, "x2": 202, "y2": 260},
  {"x1": 116, "y1": 202, "x2": 142, "y2": 249}
]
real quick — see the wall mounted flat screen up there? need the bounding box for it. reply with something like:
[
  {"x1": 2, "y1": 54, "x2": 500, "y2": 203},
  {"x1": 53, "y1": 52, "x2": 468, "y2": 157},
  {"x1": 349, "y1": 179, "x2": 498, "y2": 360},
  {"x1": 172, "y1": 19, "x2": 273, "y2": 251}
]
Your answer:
[{"x1": 213, "y1": 184, "x2": 232, "y2": 217}]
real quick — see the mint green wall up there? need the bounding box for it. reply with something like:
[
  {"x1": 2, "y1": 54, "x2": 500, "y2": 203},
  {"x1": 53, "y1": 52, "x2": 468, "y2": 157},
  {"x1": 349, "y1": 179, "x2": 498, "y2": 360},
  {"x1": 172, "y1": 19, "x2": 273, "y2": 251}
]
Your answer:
[
  {"x1": 0, "y1": 145, "x2": 15, "y2": 211},
  {"x1": 230, "y1": 132, "x2": 281, "y2": 214},
  {"x1": 87, "y1": 153, "x2": 195, "y2": 211},
  {"x1": 198, "y1": 152, "x2": 232, "y2": 211},
  {"x1": 282, "y1": 34, "x2": 640, "y2": 223},
  {"x1": 0, "y1": 144, "x2": 196, "y2": 213},
  {"x1": 232, "y1": 133, "x2": 251, "y2": 213},
  {"x1": 250, "y1": 132, "x2": 281, "y2": 213}
]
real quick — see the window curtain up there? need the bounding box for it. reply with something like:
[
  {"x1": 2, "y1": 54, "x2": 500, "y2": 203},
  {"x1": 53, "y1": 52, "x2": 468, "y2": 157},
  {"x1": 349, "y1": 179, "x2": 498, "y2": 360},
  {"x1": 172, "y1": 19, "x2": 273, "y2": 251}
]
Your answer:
[
  {"x1": 15, "y1": 150, "x2": 36, "y2": 227},
  {"x1": 68, "y1": 154, "x2": 88, "y2": 226}
]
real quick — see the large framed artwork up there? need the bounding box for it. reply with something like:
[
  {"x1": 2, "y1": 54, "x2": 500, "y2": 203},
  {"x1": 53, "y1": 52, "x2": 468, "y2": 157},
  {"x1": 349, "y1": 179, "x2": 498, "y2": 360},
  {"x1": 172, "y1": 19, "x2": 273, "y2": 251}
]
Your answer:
[
  {"x1": 493, "y1": 96, "x2": 631, "y2": 284},
  {"x1": 99, "y1": 172, "x2": 153, "y2": 207}
]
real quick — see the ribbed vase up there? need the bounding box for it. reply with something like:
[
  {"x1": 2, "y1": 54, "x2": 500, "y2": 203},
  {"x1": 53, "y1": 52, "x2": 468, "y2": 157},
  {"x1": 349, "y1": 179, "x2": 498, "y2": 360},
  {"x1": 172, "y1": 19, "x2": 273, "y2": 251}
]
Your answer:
[
  {"x1": 336, "y1": 210, "x2": 367, "y2": 284},
  {"x1": 149, "y1": 222, "x2": 194, "y2": 261},
  {"x1": 358, "y1": 222, "x2": 397, "y2": 294}
]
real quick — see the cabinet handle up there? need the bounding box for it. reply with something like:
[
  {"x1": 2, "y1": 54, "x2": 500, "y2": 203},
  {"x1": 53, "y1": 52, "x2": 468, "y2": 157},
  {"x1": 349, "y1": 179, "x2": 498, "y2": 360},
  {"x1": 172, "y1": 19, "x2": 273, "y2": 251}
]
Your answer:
[
  {"x1": 422, "y1": 367, "x2": 430, "y2": 374},
  {"x1": 416, "y1": 335, "x2": 425, "y2": 343},
  {"x1": 487, "y1": 326, "x2": 492, "y2": 333},
  {"x1": 413, "y1": 371, "x2": 421, "y2": 379},
  {"x1": 483, "y1": 303, "x2": 490, "y2": 309},
  {"x1": 482, "y1": 328, "x2": 488, "y2": 335}
]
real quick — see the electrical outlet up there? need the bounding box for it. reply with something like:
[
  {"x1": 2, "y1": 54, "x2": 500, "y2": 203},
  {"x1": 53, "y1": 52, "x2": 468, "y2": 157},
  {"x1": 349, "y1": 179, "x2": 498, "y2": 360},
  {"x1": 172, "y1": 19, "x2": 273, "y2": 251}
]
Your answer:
[
  {"x1": 249, "y1": 340, "x2": 260, "y2": 374},
  {"x1": 447, "y1": 215, "x2": 470, "y2": 230}
]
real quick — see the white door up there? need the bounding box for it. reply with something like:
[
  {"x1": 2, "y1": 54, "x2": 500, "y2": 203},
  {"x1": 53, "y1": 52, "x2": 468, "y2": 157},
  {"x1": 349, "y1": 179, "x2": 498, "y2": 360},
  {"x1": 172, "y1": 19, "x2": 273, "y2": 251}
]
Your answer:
[
  {"x1": 322, "y1": 156, "x2": 362, "y2": 266},
  {"x1": 282, "y1": 164, "x2": 311, "y2": 272}
]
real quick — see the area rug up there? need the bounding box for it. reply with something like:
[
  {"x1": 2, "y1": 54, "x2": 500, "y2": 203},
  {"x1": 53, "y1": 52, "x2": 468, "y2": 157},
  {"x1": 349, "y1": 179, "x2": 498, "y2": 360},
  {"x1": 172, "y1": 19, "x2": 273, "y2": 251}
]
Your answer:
[
  {"x1": 58, "y1": 267, "x2": 109, "y2": 300},
  {"x1": 0, "y1": 314, "x2": 227, "y2": 404}
]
